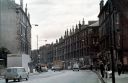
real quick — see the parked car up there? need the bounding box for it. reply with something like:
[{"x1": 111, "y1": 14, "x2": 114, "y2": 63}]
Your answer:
[
  {"x1": 41, "y1": 66, "x2": 48, "y2": 72},
  {"x1": 68, "y1": 66, "x2": 72, "y2": 70},
  {"x1": 4, "y1": 67, "x2": 29, "y2": 83},
  {"x1": 80, "y1": 65, "x2": 87, "y2": 70},
  {"x1": 80, "y1": 65, "x2": 90, "y2": 70},
  {"x1": 73, "y1": 63, "x2": 79, "y2": 71}
]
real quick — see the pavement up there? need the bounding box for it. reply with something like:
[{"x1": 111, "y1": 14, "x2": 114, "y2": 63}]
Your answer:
[
  {"x1": 0, "y1": 76, "x2": 4, "y2": 80},
  {"x1": 94, "y1": 70, "x2": 128, "y2": 83}
]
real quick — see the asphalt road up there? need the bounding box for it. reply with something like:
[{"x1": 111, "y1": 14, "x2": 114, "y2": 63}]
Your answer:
[{"x1": 0, "y1": 70, "x2": 101, "y2": 83}]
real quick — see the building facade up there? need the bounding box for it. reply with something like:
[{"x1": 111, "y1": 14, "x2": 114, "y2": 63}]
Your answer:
[
  {"x1": 0, "y1": 0, "x2": 31, "y2": 55},
  {"x1": 87, "y1": 21, "x2": 100, "y2": 67},
  {"x1": 31, "y1": 19, "x2": 100, "y2": 69},
  {"x1": 35, "y1": 20, "x2": 99, "y2": 69},
  {"x1": 98, "y1": 0, "x2": 128, "y2": 70}
]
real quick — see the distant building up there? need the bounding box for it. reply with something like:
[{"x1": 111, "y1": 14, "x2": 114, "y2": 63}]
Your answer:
[
  {"x1": 39, "y1": 44, "x2": 54, "y2": 64},
  {"x1": 31, "y1": 50, "x2": 38, "y2": 66},
  {"x1": 31, "y1": 20, "x2": 100, "y2": 69},
  {"x1": 0, "y1": 0, "x2": 31, "y2": 55},
  {"x1": 49, "y1": 20, "x2": 99, "y2": 69},
  {"x1": 87, "y1": 21, "x2": 99, "y2": 66}
]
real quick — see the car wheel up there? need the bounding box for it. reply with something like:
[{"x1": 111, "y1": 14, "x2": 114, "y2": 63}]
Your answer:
[
  {"x1": 13, "y1": 79, "x2": 16, "y2": 82},
  {"x1": 5, "y1": 79, "x2": 8, "y2": 83},
  {"x1": 26, "y1": 77, "x2": 28, "y2": 81},
  {"x1": 18, "y1": 76, "x2": 22, "y2": 82},
  {"x1": 26, "y1": 75, "x2": 29, "y2": 81}
]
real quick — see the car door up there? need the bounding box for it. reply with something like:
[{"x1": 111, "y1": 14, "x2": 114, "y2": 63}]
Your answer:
[
  {"x1": 22, "y1": 68, "x2": 28, "y2": 78},
  {"x1": 18, "y1": 68, "x2": 27, "y2": 79}
]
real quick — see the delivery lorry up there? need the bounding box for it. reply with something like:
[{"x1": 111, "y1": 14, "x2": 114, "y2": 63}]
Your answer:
[
  {"x1": 7, "y1": 54, "x2": 30, "y2": 72},
  {"x1": 52, "y1": 60, "x2": 64, "y2": 71}
]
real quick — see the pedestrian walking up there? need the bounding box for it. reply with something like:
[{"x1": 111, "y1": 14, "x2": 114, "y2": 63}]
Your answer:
[
  {"x1": 95, "y1": 63, "x2": 98, "y2": 71},
  {"x1": 100, "y1": 61, "x2": 105, "y2": 78},
  {"x1": 104, "y1": 62, "x2": 111, "y2": 78},
  {"x1": 35, "y1": 65, "x2": 38, "y2": 72},
  {"x1": 107, "y1": 63, "x2": 110, "y2": 71},
  {"x1": 90, "y1": 63, "x2": 93, "y2": 70},
  {"x1": 122, "y1": 64, "x2": 125, "y2": 74},
  {"x1": 117, "y1": 61, "x2": 122, "y2": 76}
]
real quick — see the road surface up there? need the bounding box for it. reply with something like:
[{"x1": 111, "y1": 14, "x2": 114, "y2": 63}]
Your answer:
[{"x1": 0, "y1": 70, "x2": 101, "y2": 83}]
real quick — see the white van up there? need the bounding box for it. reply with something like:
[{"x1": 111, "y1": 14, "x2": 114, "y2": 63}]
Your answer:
[
  {"x1": 73, "y1": 63, "x2": 79, "y2": 71},
  {"x1": 4, "y1": 67, "x2": 29, "y2": 83}
]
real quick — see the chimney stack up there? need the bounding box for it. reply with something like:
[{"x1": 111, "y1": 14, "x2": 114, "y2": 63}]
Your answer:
[
  {"x1": 25, "y1": 4, "x2": 27, "y2": 14},
  {"x1": 20, "y1": 0, "x2": 23, "y2": 9},
  {"x1": 100, "y1": 0, "x2": 104, "y2": 10},
  {"x1": 82, "y1": 18, "x2": 85, "y2": 25}
]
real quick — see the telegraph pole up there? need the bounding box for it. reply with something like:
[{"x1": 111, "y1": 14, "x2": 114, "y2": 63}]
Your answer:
[{"x1": 37, "y1": 35, "x2": 38, "y2": 51}]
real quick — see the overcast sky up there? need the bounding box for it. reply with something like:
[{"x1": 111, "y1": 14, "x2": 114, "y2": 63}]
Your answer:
[{"x1": 15, "y1": 0, "x2": 107, "y2": 50}]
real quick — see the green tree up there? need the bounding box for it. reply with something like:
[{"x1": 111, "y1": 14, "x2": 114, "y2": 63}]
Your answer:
[
  {"x1": 0, "y1": 47, "x2": 11, "y2": 67},
  {"x1": 0, "y1": 47, "x2": 11, "y2": 54}
]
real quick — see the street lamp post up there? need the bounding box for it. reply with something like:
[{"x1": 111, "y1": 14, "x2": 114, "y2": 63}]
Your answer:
[
  {"x1": 36, "y1": 35, "x2": 40, "y2": 64},
  {"x1": 109, "y1": 8, "x2": 116, "y2": 83},
  {"x1": 32, "y1": 24, "x2": 40, "y2": 65},
  {"x1": 82, "y1": 39, "x2": 85, "y2": 66}
]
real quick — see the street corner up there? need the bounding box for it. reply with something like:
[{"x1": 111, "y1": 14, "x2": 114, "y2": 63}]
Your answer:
[{"x1": 0, "y1": 76, "x2": 5, "y2": 83}]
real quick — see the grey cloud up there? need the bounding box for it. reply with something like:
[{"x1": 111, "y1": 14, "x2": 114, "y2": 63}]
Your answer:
[{"x1": 39, "y1": 28, "x2": 65, "y2": 39}]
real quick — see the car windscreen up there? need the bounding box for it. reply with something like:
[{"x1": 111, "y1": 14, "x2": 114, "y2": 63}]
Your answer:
[
  {"x1": 17, "y1": 68, "x2": 26, "y2": 72},
  {"x1": 7, "y1": 68, "x2": 17, "y2": 73}
]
